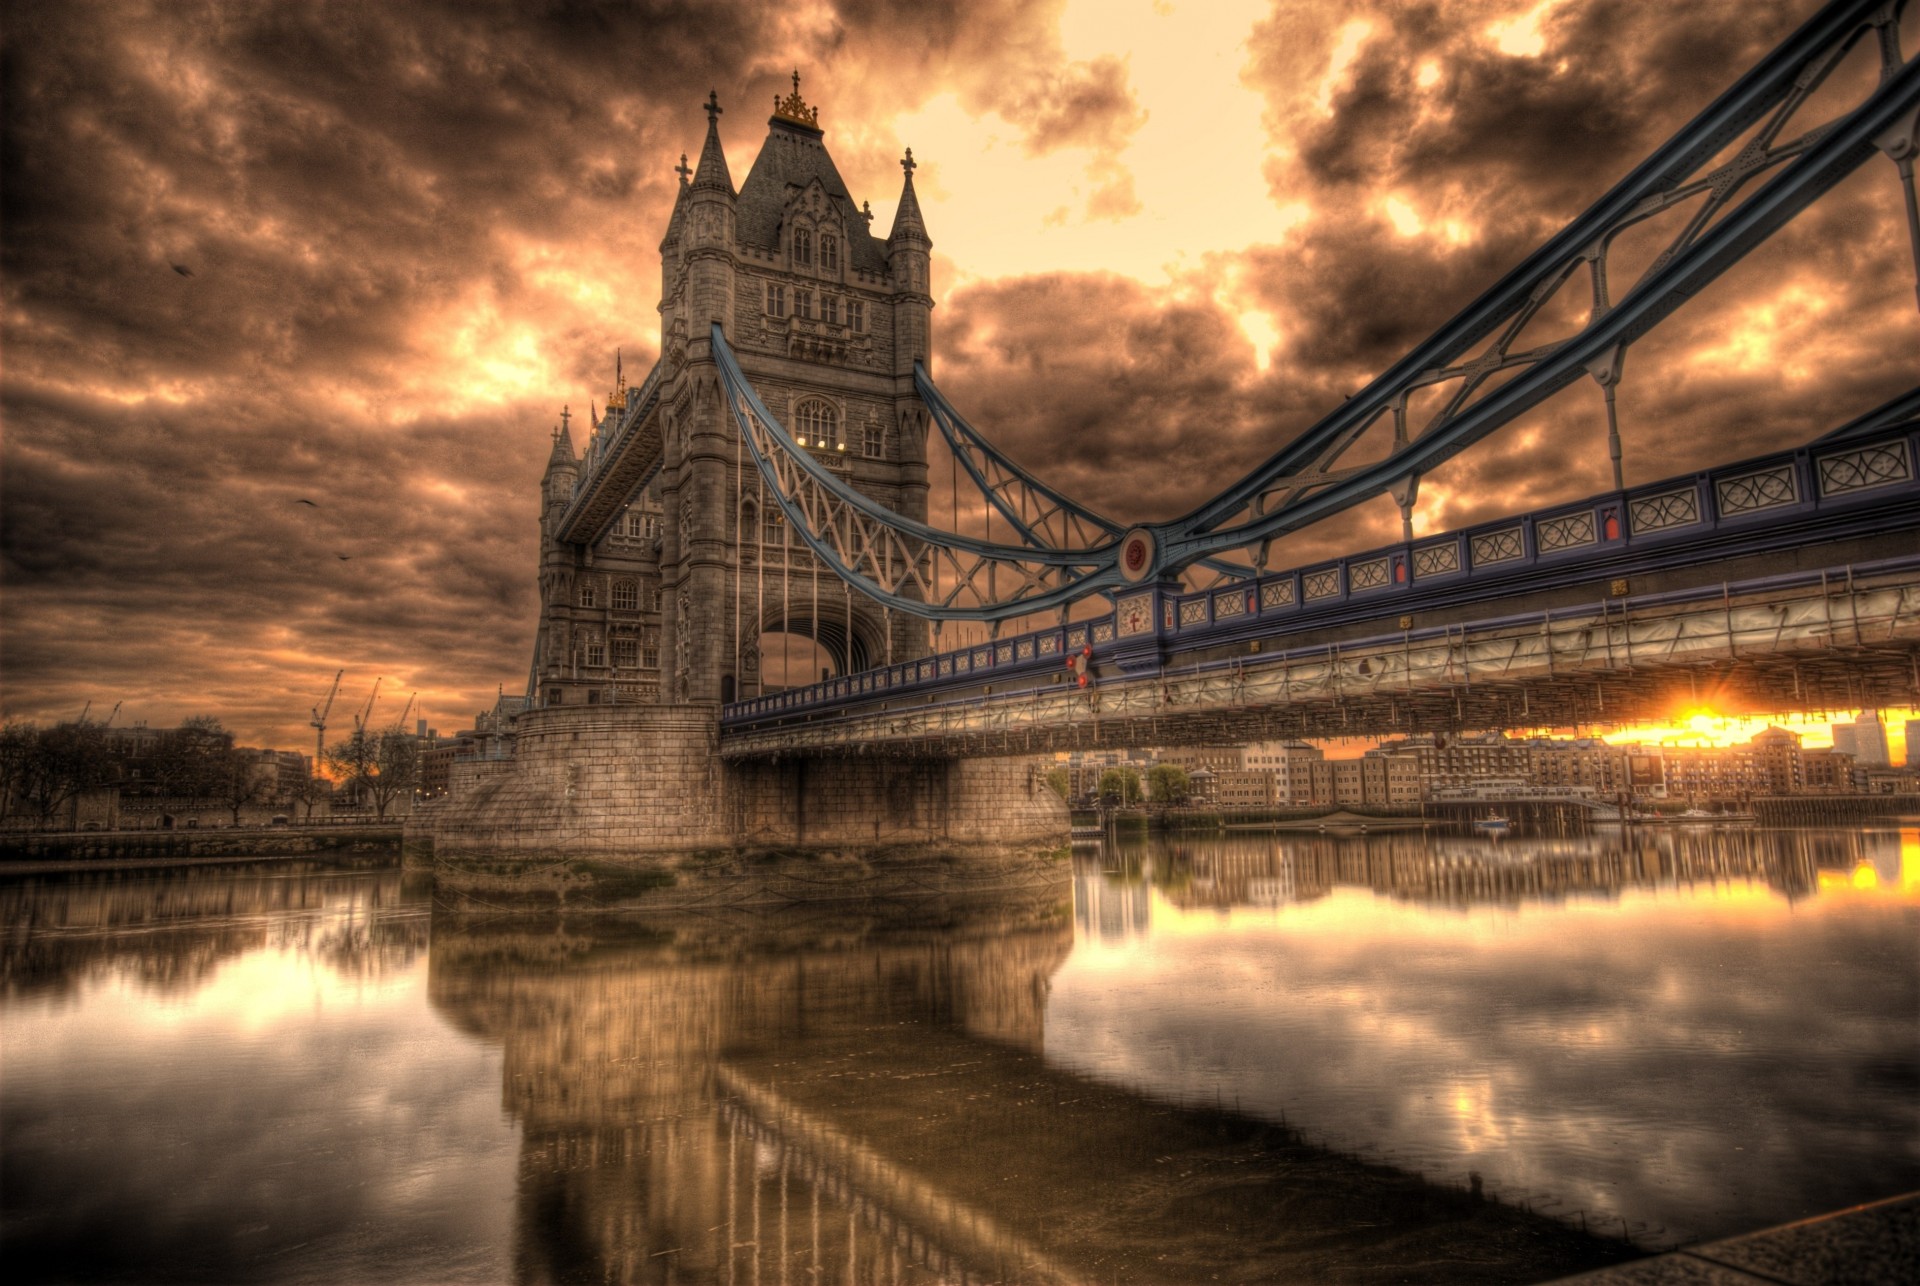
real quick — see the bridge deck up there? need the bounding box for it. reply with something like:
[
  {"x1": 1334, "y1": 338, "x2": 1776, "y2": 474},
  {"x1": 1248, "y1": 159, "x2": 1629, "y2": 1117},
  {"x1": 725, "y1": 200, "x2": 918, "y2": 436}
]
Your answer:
[{"x1": 722, "y1": 420, "x2": 1920, "y2": 758}]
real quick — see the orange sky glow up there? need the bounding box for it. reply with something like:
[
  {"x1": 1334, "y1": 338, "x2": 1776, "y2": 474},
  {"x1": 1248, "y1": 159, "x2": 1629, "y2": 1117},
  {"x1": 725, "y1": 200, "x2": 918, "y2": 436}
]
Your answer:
[{"x1": 3, "y1": 0, "x2": 1915, "y2": 751}]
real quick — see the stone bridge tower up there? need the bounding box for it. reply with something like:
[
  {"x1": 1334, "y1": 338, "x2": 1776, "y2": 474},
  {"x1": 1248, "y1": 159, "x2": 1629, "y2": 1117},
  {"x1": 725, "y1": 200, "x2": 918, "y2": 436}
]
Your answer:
[{"x1": 534, "y1": 76, "x2": 935, "y2": 709}]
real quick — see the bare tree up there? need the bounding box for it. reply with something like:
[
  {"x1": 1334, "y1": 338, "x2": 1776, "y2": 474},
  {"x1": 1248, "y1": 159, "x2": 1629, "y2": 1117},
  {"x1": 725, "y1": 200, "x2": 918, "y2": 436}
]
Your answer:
[
  {"x1": 325, "y1": 730, "x2": 419, "y2": 822},
  {"x1": 2, "y1": 722, "x2": 116, "y2": 829}
]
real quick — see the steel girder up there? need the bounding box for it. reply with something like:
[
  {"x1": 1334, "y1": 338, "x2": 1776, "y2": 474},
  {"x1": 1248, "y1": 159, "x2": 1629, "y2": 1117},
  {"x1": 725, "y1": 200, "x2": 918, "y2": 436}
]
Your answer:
[{"x1": 722, "y1": 0, "x2": 1915, "y2": 624}]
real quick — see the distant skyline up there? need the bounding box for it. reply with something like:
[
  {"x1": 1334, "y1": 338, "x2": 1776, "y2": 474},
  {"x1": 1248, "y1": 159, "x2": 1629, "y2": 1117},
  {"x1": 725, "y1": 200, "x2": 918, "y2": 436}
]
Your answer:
[{"x1": 4, "y1": 0, "x2": 1914, "y2": 747}]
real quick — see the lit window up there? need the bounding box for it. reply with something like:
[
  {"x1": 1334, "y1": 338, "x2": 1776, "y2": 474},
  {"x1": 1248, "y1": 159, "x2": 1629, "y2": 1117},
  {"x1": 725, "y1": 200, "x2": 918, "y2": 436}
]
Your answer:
[
  {"x1": 614, "y1": 638, "x2": 638, "y2": 667},
  {"x1": 578, "y1": 583, "x2": 597, "y2": 608},
  {"x1": 793, "y1": 228, "x2": 812, "y2": 265},
  {"x1": 765, "y1": 282, "x2": 786, "y2": 317},
  {"x1": 822, "y1": 295, "x2": 840, "y2": 325},
  {"x1": 612, "y1": 580, "x2": 638, "y2": 610},
  {"x1": 822, "y1": 236, "x2": 838, "y2": 272},
  {"x1": 848, "y1": 299, "x2": 865, "y2": 332},
  {"x1": 795, "y1": 399, "x2": 839, "y2": 449},
  {"x1": 794, "y1": 289, "x2": 812, "y2": 320}
]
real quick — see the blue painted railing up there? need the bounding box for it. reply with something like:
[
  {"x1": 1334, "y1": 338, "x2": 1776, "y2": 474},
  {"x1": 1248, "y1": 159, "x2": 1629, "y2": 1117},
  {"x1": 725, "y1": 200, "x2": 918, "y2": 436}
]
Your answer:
[{"x1": 721, "y1": 419, "x2": 1918, "y2": 729}]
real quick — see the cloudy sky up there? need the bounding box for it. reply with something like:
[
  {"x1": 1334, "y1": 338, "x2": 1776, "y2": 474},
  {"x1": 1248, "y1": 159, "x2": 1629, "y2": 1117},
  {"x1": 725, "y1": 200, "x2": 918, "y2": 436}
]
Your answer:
[{"x1": 3, "y1": 0, "x2": 1914, "y2": 749}]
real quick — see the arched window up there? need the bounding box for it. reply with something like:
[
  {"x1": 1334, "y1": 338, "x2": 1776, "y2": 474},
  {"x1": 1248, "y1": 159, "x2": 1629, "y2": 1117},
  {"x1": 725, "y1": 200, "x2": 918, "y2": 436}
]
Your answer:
[
  {"x1": 793, "y1": 227, "x2": 812, "y2": 265},
  {"x1": 795, "y1": 398, "x2": 839, "y2": 450},
  {"x1": 612, "y1": 580, "x2": 638, "y2": 610},
  {"x1": 821, "y1": 235, "x2": 839, "y2": 272},
  {"x1": 863, "y1": 419, "x2": 884, "y2": 459}
]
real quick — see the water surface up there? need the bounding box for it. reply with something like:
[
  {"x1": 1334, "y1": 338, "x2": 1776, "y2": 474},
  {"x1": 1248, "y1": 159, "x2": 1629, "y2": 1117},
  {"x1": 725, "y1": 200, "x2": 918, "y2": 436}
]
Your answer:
[{"x1": 2, "y1": 827, "x2": 1915, "y2": 1283}]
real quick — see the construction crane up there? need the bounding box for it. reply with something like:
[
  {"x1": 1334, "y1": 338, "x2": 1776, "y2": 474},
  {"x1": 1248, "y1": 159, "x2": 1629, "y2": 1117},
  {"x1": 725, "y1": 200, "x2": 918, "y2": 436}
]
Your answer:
[
  {"x1": 101, "y1": 701, "x2": 121, "y2": 728},
  {"x1": 352, "y1": 677, "x2": 383, "y2": 734},
  {"x1": 390, "y1": 692, "x2": 417, "y2": 736},
  {"x1": 310, "y1": 670, "x2": 343, "y2": 766}
]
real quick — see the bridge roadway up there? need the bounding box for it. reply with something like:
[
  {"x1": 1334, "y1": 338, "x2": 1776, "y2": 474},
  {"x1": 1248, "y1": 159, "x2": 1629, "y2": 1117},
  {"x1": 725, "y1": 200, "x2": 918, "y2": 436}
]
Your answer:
[{"x1": 720, "y1": 413, "x2": 1920, "y2": 759}]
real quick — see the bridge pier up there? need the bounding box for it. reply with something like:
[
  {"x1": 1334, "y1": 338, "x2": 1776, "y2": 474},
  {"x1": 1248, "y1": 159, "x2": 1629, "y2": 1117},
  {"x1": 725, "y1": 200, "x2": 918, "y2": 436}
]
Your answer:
[{"x1": 413, "y1": 704, "x2": 1068, "y2": 906}]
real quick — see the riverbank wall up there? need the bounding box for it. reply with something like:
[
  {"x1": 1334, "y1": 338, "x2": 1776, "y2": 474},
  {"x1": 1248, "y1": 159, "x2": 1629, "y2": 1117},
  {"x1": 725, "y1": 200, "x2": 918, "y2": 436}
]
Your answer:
[
  {"x1": 1753, "y1": 794, "x2": 1920, "y2": 826},
  {"x1": 0, "y1": 826, "x2": 404, "y2": 865},
  {"x1": 412, "y1": 704, "x2": 1070, "y2": 907}
]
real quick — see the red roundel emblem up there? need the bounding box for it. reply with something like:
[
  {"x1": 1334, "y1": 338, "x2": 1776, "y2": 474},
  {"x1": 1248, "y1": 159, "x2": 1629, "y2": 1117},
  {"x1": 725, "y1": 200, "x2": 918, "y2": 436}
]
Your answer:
[{"x1": 1118, "y1": 528, "x2": 1155, "y2": 582}]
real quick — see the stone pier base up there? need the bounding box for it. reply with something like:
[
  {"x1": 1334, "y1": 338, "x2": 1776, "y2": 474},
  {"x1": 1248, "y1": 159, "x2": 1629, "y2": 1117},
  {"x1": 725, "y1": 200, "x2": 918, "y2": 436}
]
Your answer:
[{"x1": 414, "y1": 704, "x2": 1070, "y2": 907}]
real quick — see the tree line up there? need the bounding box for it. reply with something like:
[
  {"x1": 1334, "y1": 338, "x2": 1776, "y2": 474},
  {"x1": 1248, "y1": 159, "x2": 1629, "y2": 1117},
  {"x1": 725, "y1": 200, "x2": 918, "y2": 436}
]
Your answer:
[{"x1": 0, "y1": 717, "x2": 422, "y2": 830}]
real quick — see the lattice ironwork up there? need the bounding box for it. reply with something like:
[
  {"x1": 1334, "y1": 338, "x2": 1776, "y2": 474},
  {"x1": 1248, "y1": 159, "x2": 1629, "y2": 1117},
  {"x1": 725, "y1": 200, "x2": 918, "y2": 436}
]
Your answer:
[
  {"x1": 1538, "y1": 512, "x2": 1598, "y2": 552},
  {"x1": 1303, "y1": 569, "x2": 1342, "y2": 600},
  {"x1": 1630, "y1": 488, "x2": 1701, "y2": 532},
  {"x1": 1348, "y1": 557, "x2": 1391, "y2": 591},
  {"x1": 1717, "y1": 465, "x2": 1799, "y2": 515},
  {"x1": 1818, "y1": 441, "x2": 1912, "y2": 494},
  {"x1": 1413, "y1": 543, "x2": 1462, "y2": 576},
  {"x1": 1472, "y1": 528, "x2": 1526, "y2": 566},
  {"x1": 695, "y1": 2, "x2": 1916, "y2": 625}
]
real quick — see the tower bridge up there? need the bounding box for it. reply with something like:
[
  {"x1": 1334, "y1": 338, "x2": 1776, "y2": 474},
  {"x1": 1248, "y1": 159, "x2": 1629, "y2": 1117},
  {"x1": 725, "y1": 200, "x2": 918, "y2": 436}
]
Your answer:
[{"x1": 421, "y1": 1, "x2": 1920, "y2": 876}]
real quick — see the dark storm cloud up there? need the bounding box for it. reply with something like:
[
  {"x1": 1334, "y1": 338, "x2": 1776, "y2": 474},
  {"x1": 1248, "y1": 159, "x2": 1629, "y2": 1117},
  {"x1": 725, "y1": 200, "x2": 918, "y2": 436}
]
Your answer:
[
  {"x1": 1, "y1": 0, "x2": 1909, "y2": 743},
  {"x1": 939, "y1": 273, "x2": 1265, "y2": 521}
]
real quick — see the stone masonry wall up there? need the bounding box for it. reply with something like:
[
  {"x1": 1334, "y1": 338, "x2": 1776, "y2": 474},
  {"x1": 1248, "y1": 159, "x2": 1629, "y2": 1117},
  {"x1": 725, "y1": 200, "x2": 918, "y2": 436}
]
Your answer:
[
  {"x1": 428, "y1": 705, "x2": 730, "y2": 854},
  {"x1": 729, "y1": 755, "x2": 1066, "y2": 847},
  {"x1": 426, "y1": 705, "x2": 1067, "y2": 857}
]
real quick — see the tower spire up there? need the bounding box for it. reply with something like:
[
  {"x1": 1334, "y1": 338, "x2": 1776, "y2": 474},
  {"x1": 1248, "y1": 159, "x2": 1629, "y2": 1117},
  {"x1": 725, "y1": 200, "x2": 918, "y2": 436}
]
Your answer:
[
  {"x1": 691, "y1": 91, "x2": 733, "y2": 192},
  {"x1": 889, "y1": 147, "x2": 928, "y2": 244}
]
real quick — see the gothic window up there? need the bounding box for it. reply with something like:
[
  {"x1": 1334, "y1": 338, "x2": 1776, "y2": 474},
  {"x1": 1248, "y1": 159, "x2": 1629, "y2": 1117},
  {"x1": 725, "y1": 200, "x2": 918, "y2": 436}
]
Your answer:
[
  {"x1": 578, "y1": 582, "x2": 597, "y2": 608},
  {"x1": 765, "y1": 282, "x2": 786, "y2": 317},
  {"x1": 794, "y1": 288, "x2": 813, "y2": 320},
  {"x1": 762, "y1": 505, "x2": 783, "y2": 546},
  {"x1": 863, "y1": 418, "x2": 884, "y2": 459},
  {"x1": 848, "y1": 299, "x2": 865, "y2": 332},
  {"x1": 822, "y1": 295, "x2": 840, "y2": 326},
  {"x1": 612, "y1": 580, "x2": 638, "y2": 610},
  {"x1": 642, "y1": 513, "x2": 660, "y2": 540},
  {"x1": 821, "y1": 235, "x2": 838, "y2": 272},
  {"x1": 642, "y1": 634, "x2": 660, "y2": 668},
  {"x1": 613, "y1": 637, "x2": 639, "y2": 668},
  {"x1": 795, "y1": 398, "x2": 839, "y2": 449},
  {"x1": 793, "y1": 227, "x2": 812, "y2": 266},
  {"x1": 648, "y1": 586, "x2": 662, "y2": 612},
  {"x1": 583, "y1": 633, "x2": 605, "y2": 667}
]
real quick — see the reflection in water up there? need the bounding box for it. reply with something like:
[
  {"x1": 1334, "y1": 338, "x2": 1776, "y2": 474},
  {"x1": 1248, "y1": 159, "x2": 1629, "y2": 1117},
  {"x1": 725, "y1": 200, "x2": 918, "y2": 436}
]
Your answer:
[
  {"x1": 1056, "y1": 826, "x2": 1920, "y2": 1249},
  {"x1": 2, "y1": 829, "x2": 1914, "y2": 1283},
  {"x1": 1, "y1": 865, "x2": 512, "y2": 1285}
]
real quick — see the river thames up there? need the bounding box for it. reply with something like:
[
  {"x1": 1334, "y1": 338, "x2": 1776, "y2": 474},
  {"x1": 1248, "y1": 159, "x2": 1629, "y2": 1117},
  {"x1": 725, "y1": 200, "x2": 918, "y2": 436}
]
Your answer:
[{"x1": 3, "y1": 823, "x2": 1915, "y2": 1283}]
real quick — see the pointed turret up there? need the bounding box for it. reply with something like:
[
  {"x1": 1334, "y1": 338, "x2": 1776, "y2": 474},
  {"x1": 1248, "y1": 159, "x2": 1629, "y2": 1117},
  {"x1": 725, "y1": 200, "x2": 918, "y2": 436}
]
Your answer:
[
  {"x1": 888, "y1": 148, "x2": 933, "y2": 374},
  {"x1": 887, "y1": 147, "x2": 930, "y2": 247},
  {"x1": 683, "y1": 91, "x2": 740, "y2": 339},
  {"x1": 691, "y1": 91, "x2": 733, "y2": 194},
  {"x1": 659, "y1": 154, "x2": 691, "y2": 255},
  {"x1": 546, "y1": 407, "x2": 578, "y2": 474}
]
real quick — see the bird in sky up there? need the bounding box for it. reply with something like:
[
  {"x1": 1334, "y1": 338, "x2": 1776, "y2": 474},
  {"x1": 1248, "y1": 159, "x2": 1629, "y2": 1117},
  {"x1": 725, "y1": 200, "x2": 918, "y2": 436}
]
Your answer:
[
  {"x1": 171, "y1": 264, "x2": 193, "y2": 277},
  {"x1": 336, "y1": 554, "x2": 351, "y2": 561},
  {"x1": 296, "y1": 498, "x2": 318, "y2": 507}
]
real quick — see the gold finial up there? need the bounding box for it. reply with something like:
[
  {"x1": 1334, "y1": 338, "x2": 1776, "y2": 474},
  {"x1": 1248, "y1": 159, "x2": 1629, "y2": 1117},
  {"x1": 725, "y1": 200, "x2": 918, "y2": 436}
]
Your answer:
[{"x1": 773, "y1": 69, "x2": 820, "y2": 127}]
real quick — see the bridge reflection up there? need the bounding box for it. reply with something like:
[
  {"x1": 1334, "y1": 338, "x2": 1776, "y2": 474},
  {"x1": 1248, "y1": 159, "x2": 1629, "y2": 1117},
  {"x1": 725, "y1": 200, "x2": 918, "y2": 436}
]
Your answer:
[
  {"x1": 427, "y1": 890, "x2": 1633, "y2": 1284},
  {"x1": 1072, "y1": 825, "x2": 1908, "y2": 928}
]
